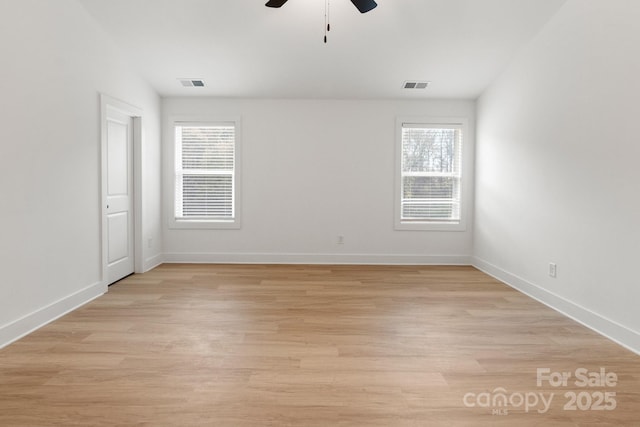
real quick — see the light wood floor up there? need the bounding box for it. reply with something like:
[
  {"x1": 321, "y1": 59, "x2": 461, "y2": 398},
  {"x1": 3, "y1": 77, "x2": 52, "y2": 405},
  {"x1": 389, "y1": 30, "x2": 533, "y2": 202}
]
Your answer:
[{"x1": 0, "y1": 264, "x2": 638, "y2": 426}]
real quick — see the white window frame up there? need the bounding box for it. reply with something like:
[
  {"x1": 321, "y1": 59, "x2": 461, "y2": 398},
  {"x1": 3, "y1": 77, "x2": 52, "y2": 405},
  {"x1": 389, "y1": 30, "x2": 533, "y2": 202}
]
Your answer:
[
  {"x1": 395, "y1": 117, "x2": 467, "y2": 231},
  {"x1": 170, "y1": 116, "x2": 242, "y2": 230}
]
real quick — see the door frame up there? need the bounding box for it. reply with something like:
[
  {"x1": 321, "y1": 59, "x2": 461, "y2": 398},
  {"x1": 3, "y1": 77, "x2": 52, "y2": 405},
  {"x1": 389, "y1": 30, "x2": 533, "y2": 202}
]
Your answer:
[{"x1": 100, "y1": 94, "x2": 143, "y2": 286}]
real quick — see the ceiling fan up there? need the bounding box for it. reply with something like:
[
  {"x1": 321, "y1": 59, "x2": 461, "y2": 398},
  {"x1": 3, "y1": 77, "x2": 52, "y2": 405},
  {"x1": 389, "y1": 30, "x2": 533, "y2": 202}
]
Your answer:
[
  {"x1": 266, "y1": 0, "x2": 377, "y2": 43},
  {"x1": 265, "y1": 0, "x2": 378, "y2": 14}
]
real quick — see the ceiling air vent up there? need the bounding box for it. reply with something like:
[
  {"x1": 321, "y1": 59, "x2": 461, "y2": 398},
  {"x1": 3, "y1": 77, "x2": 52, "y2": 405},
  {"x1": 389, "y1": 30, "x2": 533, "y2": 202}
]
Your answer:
[
  {"x1": 403, "y1": 81, "x2": 430, "y2": 90},
  {"x1": 179, "y1": 79, "x2": 205, "y2": 87}
]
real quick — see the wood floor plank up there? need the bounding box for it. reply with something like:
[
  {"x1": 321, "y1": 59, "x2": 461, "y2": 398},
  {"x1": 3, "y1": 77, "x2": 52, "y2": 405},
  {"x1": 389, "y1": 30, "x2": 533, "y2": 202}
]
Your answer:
[{"x1": 0, "y1": 264, "x2": 638, "y2": 426}]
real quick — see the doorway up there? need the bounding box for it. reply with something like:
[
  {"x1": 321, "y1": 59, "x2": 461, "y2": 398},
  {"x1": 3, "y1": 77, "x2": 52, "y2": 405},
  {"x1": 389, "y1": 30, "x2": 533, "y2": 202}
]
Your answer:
[{"x1": 100, "y1": 95, "x2": 142, "y2": 285}]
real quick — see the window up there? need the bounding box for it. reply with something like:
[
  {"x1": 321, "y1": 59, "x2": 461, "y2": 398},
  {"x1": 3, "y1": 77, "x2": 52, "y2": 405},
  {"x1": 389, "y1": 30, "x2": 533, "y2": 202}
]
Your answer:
[
  {"x1": 173, "y1": 120, "x2": 241, "y2": 229},
  {"x1": 395, "y1": 119, "x2": 465, "y2": 231}
]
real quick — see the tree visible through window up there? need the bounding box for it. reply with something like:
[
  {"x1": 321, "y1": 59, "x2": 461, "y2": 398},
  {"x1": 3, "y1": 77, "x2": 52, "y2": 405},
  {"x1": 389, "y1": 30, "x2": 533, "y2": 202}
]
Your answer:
[{"x1": 400, "y1": 123, "x2": 462, "y2": 223}]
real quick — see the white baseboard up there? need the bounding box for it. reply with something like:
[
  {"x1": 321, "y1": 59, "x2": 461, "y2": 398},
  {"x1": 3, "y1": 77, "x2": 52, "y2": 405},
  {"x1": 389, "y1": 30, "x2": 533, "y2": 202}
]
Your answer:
[
  {"x1": 472, "y1": 256, "x2": 640, "y2": 356},
  {"x1": 143, "y1": 253, "x2": 164, "y2": 272},
  {"x1": 0, "y1": 281, "x2": 106, "y2": 349},
  {"x1": 163, "y1": 252, "x2": 472, "y2": 266}
]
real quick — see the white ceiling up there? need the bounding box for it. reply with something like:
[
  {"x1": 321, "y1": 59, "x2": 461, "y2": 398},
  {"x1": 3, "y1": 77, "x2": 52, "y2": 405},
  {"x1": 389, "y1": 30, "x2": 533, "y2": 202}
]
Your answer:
[{"x1": 78, "y1": 0, "x2": 566, "y2": 99}]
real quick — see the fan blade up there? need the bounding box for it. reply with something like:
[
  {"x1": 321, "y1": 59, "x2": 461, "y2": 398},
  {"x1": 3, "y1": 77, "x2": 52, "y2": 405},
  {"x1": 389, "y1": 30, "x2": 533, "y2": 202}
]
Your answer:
[
  {"x1": 265, "y1": 0, "x2": 289, "y2": 8},
  {"x1": 350, "y1": 0, "x2": 377, "y2": 13}
]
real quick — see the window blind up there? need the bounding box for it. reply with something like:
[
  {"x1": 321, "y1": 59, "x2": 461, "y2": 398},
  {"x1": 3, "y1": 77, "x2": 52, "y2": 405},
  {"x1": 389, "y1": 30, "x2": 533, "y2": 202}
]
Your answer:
[
  {"x1": 175, "y1": 124, "x2": 235, "y2": 220},
  {"x1": 401, "y1": 124, "x2": 462, "y2": 222}
]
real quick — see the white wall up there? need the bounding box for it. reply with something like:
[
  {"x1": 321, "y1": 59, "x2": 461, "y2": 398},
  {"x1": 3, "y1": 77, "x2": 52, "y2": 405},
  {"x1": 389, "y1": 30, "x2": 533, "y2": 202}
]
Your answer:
[
  {"x1": 474, "y1": 0, "x2": 640, "y2": 352},
  {"x1": 163, "y1": 98, "x2": 475, "y2": 264},
  {"x1": 0, "y1": 0, "x2": 162, "y2": 347}
]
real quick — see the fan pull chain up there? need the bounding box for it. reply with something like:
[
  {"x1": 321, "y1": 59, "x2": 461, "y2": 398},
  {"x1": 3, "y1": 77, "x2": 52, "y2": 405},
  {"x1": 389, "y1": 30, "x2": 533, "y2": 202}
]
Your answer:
[{"x1": 324, "y1": 0, "x2": 330, "y2": 43}]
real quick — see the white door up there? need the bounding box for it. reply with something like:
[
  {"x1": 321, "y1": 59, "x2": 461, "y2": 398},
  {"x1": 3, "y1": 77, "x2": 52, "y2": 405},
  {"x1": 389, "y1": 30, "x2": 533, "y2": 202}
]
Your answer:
[{"x1": 105, "y1": 108, "x2": 134, "y2": 284}]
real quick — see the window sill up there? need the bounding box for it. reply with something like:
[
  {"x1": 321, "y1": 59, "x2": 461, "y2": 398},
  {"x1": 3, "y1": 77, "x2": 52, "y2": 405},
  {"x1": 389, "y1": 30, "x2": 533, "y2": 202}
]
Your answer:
[
  {"x1": 394, "y1": 221, "x2": 466, "y2": 232},
  {"x1": 169, "y1": 218, "x2": 241, "y2": 230}
]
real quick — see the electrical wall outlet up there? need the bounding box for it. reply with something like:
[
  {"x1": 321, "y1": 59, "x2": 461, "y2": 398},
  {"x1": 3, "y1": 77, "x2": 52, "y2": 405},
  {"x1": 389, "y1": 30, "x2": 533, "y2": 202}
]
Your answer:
[
  {"x1": 549, "y1": 262, "x2": 557, "y2": 278},
  {"x1": 337, "y1": 235, "x2": 345, "y2": 245}
]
